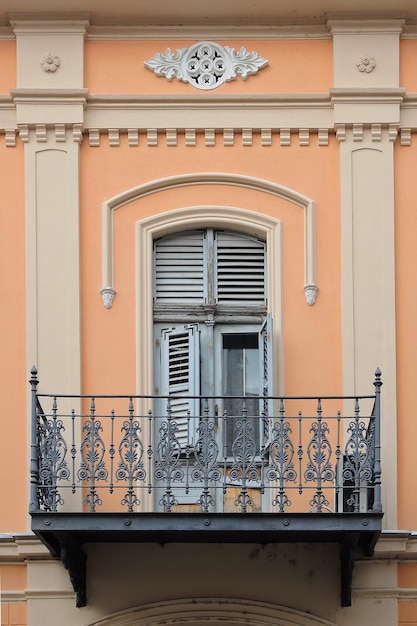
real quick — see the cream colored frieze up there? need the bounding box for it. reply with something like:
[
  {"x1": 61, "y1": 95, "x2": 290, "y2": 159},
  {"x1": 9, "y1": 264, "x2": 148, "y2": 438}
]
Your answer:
[
  {"x1": 299, "y1": 128, "x2": 310, "y2": 146},
  {"x1": 40, "y1": 52, "x2": 60, "y2": 73},
  {"x1": 185, "y1": 128, "x2": 196, "y2": 146},
  {"x1": 242, "y1": 128, "x2": 252, "y2": 146},
  {"x1": 335, "y1": 123, "x2": 399, "y2": 144},
  {"x1": 147, "y1": 128, "x2": 157, "y2": 146},
  {"x1": 10, "y1": 16, "x2": 88, "y2": 90},
  {"x1": 144, "y1": 41, "x2": 268, "y2": 90},
  {"x1": 128, "y1": 128, "x2": 139, "y2": 146},
  {"x1": 280, "y1": 128, "x2": 291, "y2": 146},
  {"x1": 318, "y1": 128, "x2": 329, "y2": 145},
  {"x1": 89, "y1": 128, "x2": 100, "y2": 146},
  {"x1": 400, "y1": 128, "x2": 411, "y2": 146},
  {"x1": 356, "y1": 55, "x2": 376, "y2": 73},
  {"x1": 328, "y1": 17, "x2": 404, "y2": 89},
  {"x1": 85, "y1": 93, "x2": 333, "y2": 132},
  {"x1": 108, "y1": 128, "x2": 120, "y2": 146},
  {"x1": 84, "y1": 127, "x2": 338, "y2": 148},
  {"x1": 166, "y1": 128, "x2": 177, "y2": 146},
  {"x1": 11, "y1": 88, "x2": 88, "y2": 127},
  {"x1": 331, "y1": 88, "x2": 405, "y2": 125},
  {"x1": 261, "y1": 129, "x2": 272, "y2": 146},
  {"x1": 223, "y1": 128, "x2": 234, "y2": 146},
  {"x1": 205, "y1": 128, "x2": 215, "y2": 146},
  {"x1": 4, "y1": 129, "x2": 16, "y2": 146}
]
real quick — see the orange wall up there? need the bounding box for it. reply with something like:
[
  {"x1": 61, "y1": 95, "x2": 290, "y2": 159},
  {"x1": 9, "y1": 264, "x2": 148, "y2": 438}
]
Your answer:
[
  {"x1": 79, "y1": 134, "x2": 341, "y2": 397},
  {"x1": 85, "y1": 39, "x2": 333, "y2": 95},
  {"x1": 395, "y1": 140, "x2": 417, "y2": 529},
  {"x1": 400, "y1": 40, "x2": 417, "y2": 92},
  {"x1": 0, "y1": 41, "x2": 15, "y2": 93},
  {"x1": 0, "y1": 140, "x2": 27, "y2": 532}
]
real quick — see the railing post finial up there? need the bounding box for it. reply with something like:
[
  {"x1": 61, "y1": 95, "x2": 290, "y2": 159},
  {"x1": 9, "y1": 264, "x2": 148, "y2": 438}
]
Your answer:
[{"x1": 30, "y1": 366, "x2": 40, "y2": 512}]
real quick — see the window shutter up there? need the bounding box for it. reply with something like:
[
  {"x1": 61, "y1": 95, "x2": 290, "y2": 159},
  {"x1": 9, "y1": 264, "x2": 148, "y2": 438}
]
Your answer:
[
  {"x1": 154, "y1": 231, "x2": 206, "y2": 303},
  {"x1": 215, "y1": 231, "x2": 266, "y2": 304},
  {"x1": 160, "y1": 324, "x2": 200, "y2": 447}
]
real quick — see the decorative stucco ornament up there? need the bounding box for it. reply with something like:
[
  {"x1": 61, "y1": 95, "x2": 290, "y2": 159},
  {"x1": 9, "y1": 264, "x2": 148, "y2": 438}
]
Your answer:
[
  {"x1": 144, "y1": 41, "x2": 268, "y2": 90},
  {"x1": 356, "y1": 55, "x2": 376, "y2": 73},
  {"x1": 304, "y1": 284, "x2": 318, "y2": 306},
  {"x1": 101, "y1": 287, "x2": 115, "y2": 309},
  {"x1": 40, "y1": 52, "x2": 60, "y2": 72}
]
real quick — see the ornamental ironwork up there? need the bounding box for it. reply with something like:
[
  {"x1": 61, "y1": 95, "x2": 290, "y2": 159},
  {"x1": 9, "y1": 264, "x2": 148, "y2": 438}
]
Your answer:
[
  {"x1": 144, "y1": 41, "x2": 268, "y2": 90},
  {"x1": 29, "y1": 368, "x2": 382, "y2": 516}
]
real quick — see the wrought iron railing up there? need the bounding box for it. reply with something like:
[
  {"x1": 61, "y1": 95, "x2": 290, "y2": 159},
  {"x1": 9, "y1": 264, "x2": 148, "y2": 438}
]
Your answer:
[{"x1": 30, "y1": 368, "x2": 382, "y2": 516}]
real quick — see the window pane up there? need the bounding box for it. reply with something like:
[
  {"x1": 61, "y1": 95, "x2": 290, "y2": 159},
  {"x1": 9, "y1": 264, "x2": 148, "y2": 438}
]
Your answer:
[{"x1": 222, "y1": 334, "x2": 260, "y2": 454}]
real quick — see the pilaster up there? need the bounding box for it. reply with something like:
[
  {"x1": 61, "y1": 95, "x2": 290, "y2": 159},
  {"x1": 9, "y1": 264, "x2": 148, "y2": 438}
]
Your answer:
[
  {"x1": 329, "y1": 16, "x2": 401, "y2": 529},
  {"x1": 11, "y1": 17, "x2": 87, "y2": 397}
]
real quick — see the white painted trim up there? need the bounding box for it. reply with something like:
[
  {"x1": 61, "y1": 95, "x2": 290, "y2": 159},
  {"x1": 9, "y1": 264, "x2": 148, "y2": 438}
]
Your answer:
[
  {"x1": 84, "y1": 597, "x2": 338, "y2": 626},
  {"x1": 101, "y1": 173, "x2": 317, "y2": 306},
  {"x1": 87, "y1": 25, "x2": 331, "y2": 40},
  {"x1": 135, "y1": 206, "x2": 283, "y2": 402}
]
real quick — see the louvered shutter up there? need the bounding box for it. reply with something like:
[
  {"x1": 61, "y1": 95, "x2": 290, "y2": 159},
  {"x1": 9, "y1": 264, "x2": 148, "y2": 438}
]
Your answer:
[
  {"x1": 259, "y1": 313, "x2": 274, "y2": 427},
  {"x1": 215, "y1": 231, "x2": 266, "y2": 304},
  {"x1": 154, "y1": 231, "x2": 206, "y2": 303},
  {"x1": 160, "y1": 324, "x2": 200, "y2": 447}
]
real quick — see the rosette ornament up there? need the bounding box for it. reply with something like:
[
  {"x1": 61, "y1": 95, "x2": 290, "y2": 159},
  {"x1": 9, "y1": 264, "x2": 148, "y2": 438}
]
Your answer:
[{"x1": 144, "y1": 41, "x2": 268, "y2": 90}]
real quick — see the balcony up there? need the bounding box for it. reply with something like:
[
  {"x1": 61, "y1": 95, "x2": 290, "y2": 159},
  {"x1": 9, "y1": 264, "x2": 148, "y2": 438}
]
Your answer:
[{"x1": 29, "y1": 368, "x2": 383, "y2": 608}]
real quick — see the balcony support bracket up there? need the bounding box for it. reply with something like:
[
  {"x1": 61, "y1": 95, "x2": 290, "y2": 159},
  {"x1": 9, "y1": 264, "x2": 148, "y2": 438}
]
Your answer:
[
  {"x1": 56, "y1": 533, "x2": 87, "y2": 608},
  {"x1": 340, "y1": 533, "x2": 359, "y2": 607}
]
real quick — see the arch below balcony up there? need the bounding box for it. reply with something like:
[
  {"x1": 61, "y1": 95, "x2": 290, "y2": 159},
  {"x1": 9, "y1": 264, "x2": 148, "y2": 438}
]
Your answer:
[{"x1": 86, "y1": 598, "x2": 337, "y2": 626}]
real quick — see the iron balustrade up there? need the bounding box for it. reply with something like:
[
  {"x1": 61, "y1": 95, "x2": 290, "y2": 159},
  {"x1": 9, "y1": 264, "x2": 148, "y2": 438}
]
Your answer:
[{"x1": 30, "y1": 367, "x2": 382, "y2": 516}]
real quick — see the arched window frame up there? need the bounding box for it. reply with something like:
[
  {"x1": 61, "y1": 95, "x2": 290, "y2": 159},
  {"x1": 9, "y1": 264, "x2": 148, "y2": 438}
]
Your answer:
[{"x1": 135, "y1": 206, "x2": 283, "y2": 398}]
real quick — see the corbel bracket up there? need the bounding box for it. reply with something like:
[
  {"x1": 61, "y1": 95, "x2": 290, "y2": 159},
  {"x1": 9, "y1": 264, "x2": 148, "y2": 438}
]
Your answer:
[{"x1": 56, "y1": 533, "x2": 87, "y2": 608}]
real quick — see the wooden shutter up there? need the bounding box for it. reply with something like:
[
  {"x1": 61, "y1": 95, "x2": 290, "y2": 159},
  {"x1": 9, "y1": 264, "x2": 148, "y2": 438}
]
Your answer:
[
  {"x1": 160, "y1": 324, "x2": 200, "y2": 447},
  {"x1": 154, "y1": 231, "x2": 206, "y2": 303},
  {"x1": 215, "y1": 231, "x2": 266, "y2": 304}
]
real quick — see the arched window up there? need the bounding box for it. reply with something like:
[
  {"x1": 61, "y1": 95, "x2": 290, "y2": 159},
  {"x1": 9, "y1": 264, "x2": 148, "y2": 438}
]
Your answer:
[{"x1": 153, "y1": 229, "x2": 273, "y2": 460}]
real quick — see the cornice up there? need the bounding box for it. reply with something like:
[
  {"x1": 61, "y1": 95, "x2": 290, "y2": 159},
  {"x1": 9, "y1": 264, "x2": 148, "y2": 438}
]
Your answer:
[
  {"x1": 330, "y1": 87, "x2": 406, "y2": 102},
  {"x1": 87, "y1": 24, "x2": 330, "y2": 41},
  {"x1": 2, "y1": 90, "x2": 417, "y2": 145},
  {"x1": 8, "y1": 13, "x2": 90, "y2": 35},
  {"x1": 10, "y1": 87, "x2": 89, "y2": 104},
  {"x1": 327, "y1": 13, "x2": 406, "y2": 35},
  {"x1": 0, "y1": 533, "x2": 50, "y2": 560}
]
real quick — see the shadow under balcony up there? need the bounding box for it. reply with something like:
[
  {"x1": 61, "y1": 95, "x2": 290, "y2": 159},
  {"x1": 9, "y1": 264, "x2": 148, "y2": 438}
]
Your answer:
[{"x1": 29, "y1": 368, "x2": 383, "y2": 609}]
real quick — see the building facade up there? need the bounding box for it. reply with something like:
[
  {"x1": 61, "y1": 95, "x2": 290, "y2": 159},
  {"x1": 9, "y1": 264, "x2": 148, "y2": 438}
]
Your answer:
[{"x1": 0, "y1": 3, "x2": 417, "y2": 626}]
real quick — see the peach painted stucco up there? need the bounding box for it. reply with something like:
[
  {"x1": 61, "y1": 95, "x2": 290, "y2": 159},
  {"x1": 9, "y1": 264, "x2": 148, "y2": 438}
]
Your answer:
[
  {"x1": 79, "y1": 136, "x2": 341, "y2": 399},
  {"x1": 394, "y1": 140, "x2": 417, "y2": 530},
  {"x1": 0, "y1": 141, "x2": 26, "y2": 532},
  {"x1": 400, "y1": 40, "x2": 417, "y2": 92},
  {"x1": 85, "y1": 39, "x2": 333, "y2": 95},
  {"x1": 0, "y1": 41, "x2": 16, "y2": 93}
]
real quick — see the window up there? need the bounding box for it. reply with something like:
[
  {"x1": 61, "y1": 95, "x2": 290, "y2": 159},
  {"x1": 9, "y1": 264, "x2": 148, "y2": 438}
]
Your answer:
[{"x1": 153, "y1": 228, "x2": 273, "y2": 484}]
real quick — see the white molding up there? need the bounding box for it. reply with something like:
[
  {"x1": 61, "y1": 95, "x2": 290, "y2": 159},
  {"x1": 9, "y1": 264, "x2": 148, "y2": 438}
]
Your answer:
[
  {"x1": 101, "y1": 173, "x2": 317, "y2": 308},
  {"x1": 86, "y1": 24, "x2": 331, "y2": 41}
]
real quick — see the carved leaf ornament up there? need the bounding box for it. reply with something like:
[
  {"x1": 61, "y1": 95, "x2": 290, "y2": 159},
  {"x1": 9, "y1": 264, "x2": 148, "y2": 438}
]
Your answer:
[{"x1": 144, "y1": 41, "x2": 268, "y2": 90}]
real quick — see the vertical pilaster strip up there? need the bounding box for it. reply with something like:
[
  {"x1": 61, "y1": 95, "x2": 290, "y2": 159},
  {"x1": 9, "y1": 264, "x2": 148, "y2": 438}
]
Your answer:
[
  {"x1": 12, "y1": 18, "x2": 87, "y2": 530},
  {"x1": 330, "y1": 16, "x2": 403, "y2": 529},
  {"x1": 25, "y1": 130, "x2": 81, "y2": 397}
]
